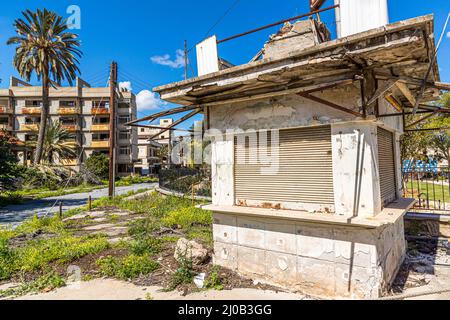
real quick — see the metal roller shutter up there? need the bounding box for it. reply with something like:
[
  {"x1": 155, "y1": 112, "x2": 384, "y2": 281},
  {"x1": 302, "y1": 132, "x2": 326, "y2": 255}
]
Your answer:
[
  {"x1": 377, "y1": 127, "x2": 397, "y2": 206},
  {"x1": 234, "y1": 125, "x2": 334, "y2": 206}
]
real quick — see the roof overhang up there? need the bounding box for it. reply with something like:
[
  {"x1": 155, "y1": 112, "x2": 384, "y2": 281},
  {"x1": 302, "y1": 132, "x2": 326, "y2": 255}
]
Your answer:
[{"x1": 154, "y1": 15, "x2": 442, "y2": 107}]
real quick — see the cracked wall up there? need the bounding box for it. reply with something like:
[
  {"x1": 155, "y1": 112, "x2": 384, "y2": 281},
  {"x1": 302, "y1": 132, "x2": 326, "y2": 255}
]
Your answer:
[{"x1": 213, "y1": 212, "x2": 406, "y2": 299}]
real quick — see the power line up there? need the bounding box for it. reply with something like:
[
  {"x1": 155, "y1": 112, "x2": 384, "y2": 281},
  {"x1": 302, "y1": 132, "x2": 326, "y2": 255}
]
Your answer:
[{"x1": 187, "y1": 0, "x2": 242, "y2": 53}]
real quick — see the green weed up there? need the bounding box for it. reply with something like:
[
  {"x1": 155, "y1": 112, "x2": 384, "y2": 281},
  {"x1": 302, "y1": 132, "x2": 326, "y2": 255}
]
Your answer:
[{"x1": 97, "y1": 254, "x2": 160, "y2": 280}]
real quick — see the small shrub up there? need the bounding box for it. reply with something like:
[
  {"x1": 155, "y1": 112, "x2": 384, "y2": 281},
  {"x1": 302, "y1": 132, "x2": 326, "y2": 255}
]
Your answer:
[
  {"x1": 85, "y1": 153, "x2": 109, "y2": 180},
  {"x1": 128, "y1": 237, "x2": 163, "y2": 256},
  {"x1": 204, "y1": 266, "x2": 223, "y2": 291},
  {"x1": 97, "y1": 254, "x2": 160, "y2": 280},
  {"x1": 165, "y1": 247, "x2": 194, "y2": 291},
  {"x1": 162, "y1": 207, "x2": 212, "y2": 230}
]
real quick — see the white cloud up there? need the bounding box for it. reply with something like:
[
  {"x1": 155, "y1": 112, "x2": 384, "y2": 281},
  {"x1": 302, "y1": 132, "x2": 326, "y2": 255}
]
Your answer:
[
  {"x1": 136, "y1": 90, "x2": 167, "y2": 111},
  {"x1": 447, "y1": 31, "x2": 450, "y2": 38},
  {"x1": 119, "y1": 81, "x2": 132, "y2": 91},
  {"x1": 150, "y1": 49, "x2": 185, "y2": 69}
]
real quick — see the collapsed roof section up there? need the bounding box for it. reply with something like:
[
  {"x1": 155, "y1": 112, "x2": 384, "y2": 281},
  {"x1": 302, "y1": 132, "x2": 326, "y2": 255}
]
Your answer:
[{"x1": 153, "y1": 15, "x2": 445, "y2": 110}]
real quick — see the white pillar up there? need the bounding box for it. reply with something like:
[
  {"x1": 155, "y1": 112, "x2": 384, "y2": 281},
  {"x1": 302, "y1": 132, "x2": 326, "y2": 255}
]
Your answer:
[
  {"x1": 211, "y1": 137, "x2": 234, "y2": 206},
  {"x1": 331, "y1": 122, "x2": 382, "y2": 218}
]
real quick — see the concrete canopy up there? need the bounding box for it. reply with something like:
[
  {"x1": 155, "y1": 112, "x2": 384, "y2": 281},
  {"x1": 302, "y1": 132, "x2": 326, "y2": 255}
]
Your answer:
[{"x1": 153, "y1": 15, "x2": 442, "y2": 109}]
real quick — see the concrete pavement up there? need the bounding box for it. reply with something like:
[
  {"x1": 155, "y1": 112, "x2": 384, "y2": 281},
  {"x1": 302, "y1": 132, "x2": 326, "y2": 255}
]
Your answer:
[{"x1": 0, "y1": 183, "x2": 157, "y2": 227}]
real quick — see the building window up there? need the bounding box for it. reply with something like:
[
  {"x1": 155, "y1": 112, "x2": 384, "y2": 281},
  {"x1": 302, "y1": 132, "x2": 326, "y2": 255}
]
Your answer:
[
  {"x1": 118, "y1": 116, "x2": 130, "y2": 124},
  {"x1": 60, "y1": 101, "x2": 76, "y2": 107},
  {"x1": 141, "y1": 128, "x2": 145, "y2": 133},
  {"x1": 26, "y1": 100, "x2": 43, "y2": 107},
  {"x1": 92, "y1": 100, "x2": 109, "y2": 107},
  {"x1": 119, "y1": 146, "x2": 131, "y2": 155},
  {"x1": 118, "y1": 164, "x2": 133, "y2": 173},
  {"x1": 92, "y1": 133, "x2": 109, "y2": 141},
  {"x1": 119, "y1": 130, "x2": 130, "y2": 140}
]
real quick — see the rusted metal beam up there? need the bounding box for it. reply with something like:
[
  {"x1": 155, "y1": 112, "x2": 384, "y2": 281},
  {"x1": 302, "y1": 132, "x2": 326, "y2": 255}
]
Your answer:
[
  {"x1": 125, "y1": 105, "x2": 199, "y2": 126},
  {"x1": 217, "y1": 4, "x2": 339, "y2": 44},
  {"x1": 405, "y1": 127, "x2": 450, "y2": 132},
  {"x1": 298, "y1": 92, "x2": 363, "y2": 117},
  {"x1": 365, "y1": 79, "x2": 398, "y2": 107},
  {"x1": 378, "y1": 110, "x2": 450, "y2": 118},
  {"x1": 128, "y1": 123, "x2": 194, "y2": 133},
  {"x1": 149, "y1": 109, "x2": 202, "y2": 140},
  {"x1": 406, "y1": 112, "x2": 439, "y2": 128},
  {"x1": 385, "y1": 94, "x2": 403, "y2": 112}
]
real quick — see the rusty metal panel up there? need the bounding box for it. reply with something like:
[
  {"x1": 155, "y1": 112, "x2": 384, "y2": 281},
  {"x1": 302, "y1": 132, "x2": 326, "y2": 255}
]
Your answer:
[
  {"x1": 196, "y1": 35, "x2": 220, "y2": 77},
  {"x1": 234, "y1": 126, "x2": 334, "y2": 206},
  {"x1": 378, "y1": 127, "x2": 397, "y2": 207},
  {"x1": 335, "y1": 0, "x2": 389, "y2": 38}
]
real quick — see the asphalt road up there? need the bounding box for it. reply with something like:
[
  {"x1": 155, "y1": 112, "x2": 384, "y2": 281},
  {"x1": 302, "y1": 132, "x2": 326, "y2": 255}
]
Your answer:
[{"x1": 0, "y1": 183, "x2": 157, "y2": 227}]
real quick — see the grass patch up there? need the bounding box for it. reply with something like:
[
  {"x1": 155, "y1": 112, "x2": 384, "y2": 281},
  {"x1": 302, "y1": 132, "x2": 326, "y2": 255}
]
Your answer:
[
  {"x1": 405, "y1": 181, "x2": 450, "y2": 203},
  {"x1": 0, "y1": 271, "x2": 65, "y2": 298},
  {"x1": 128, "y1": 236, "x2": 163, "y2": 256},
  {"x1": 96, "y1": 254, "x2": 160, "y2": 280},
  {"x1": 162, "y1": 207, "x2": 212, "y2": 229},
  {"x1": 0, "y1": 234, "x2": 109, "y2": 281},
  {"x1": 14, "y1": 215, "x2": 66, "y2": 236}
]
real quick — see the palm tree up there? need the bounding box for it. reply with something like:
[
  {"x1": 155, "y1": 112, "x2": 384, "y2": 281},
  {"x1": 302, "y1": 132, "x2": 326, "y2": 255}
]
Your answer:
[
  {"x1": 7, "y1": 8, "x2": 81, "y2": 165},
  {"x1": 28, "y1": 120, "x2": 77, "y2": 164}
]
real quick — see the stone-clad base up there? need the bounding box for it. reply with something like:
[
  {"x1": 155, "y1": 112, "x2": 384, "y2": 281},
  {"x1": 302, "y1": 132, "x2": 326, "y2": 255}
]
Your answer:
[{"x1": 212, "y1": 212, "x2": 406, "y2": 299}]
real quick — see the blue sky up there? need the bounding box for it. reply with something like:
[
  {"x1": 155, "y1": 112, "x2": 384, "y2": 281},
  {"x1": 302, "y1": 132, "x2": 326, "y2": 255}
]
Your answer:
[{"x1": 0, "y1": 0, "x2": 449, "y2": 130}]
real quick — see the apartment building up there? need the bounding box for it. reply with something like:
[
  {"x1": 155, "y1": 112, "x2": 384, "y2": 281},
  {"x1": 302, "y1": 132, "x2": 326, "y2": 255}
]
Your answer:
[
  {"x1": 135, "y1": 118, "x2": 173, "y2": 175},
  {"x1": 0, "y1": 76, "x2": 138, "y2": 176}
]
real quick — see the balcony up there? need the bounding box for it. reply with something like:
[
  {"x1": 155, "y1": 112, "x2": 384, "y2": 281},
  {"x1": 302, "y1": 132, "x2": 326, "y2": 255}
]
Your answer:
[
  {"x1": 91, "y1": 107, "x2": 110, "y2": 114},
  {"x1": 0, "y1": 106, "x2": 12, "y2": 114},
  {"x1": 91, "y1": 124, "x2": 110, "y2": 131},
  {"x1": 0, "y1": 124, "x2": 12, "y2": 131},
  {"x1": 61, "y1": 124, "x2": 79, "y2": 132},
  {"x1": 91, "y1": 141, "x2": 110, "y2": 148},
  {"x1": 21, "y1": 124, "x2": 39, "y2": 131},
  {"x1": 60, "y1": 159, "x2": 78, "y2": 166},
  {"x1": 22, "y1": 107, "x2": 42, "y2": 115},
  {"x1": 58, "y1": 107, "x2": 80, "y2": 115}
]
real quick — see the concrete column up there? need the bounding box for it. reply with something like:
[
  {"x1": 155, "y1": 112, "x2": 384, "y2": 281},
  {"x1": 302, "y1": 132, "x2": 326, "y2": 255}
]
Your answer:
[
  {"x1": 331, "y1": 121, "x2": 382, "y2": 218},
  {"x1": 211, "y1": 137, "x2": 234, "y2": 206},
  {"x1": 394, "y1": 132, "x2": 403, "y2": 199}
]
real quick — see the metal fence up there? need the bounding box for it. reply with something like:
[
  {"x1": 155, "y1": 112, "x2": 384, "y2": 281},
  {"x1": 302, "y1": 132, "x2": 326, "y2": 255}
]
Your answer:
[
  {"x1": 402, "y1": 165, "x2": 450, "y2": 212},
  {"x1": 159, "y1": 167, "x2": 212, "y2": 197}
]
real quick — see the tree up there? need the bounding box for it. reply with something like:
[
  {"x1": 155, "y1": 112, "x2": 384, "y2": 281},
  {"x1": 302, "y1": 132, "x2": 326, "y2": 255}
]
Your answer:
[
  {"x1": 401, "y1": 93, "x2": 450, "y2": 164},
  {"x1": 84, "y1": 153, "x2": 110, "y2": 180},
  {"x1": 7, "y1": 9, "x2": 81, "y2": 165},
  {"x1": 27, "y1": 120, "x2": 77, "y2": 163},
  {"x1": 430, "y1": 132, "x2": 450, "y2": 166},
  {"x1": 0, "y1": 131, "x2": 20, "y2": 191}
]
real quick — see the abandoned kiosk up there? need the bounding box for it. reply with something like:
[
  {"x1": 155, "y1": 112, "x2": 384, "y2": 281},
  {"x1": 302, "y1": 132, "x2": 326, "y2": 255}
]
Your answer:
[{"x1": 153, "y1": 11, "x2": 446, "y2": 298}]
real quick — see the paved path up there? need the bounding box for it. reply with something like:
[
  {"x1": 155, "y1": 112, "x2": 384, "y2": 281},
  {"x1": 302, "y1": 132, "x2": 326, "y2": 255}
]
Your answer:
[{"x1": 0, "y1": 183, "x2": 157, "y2": 227}]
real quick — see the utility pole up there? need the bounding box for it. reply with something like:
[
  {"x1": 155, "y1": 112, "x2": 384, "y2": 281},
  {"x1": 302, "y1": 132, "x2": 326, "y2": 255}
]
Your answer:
[{"x1": 108, "y1": 61, "x2": 118, "y2": 198}]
